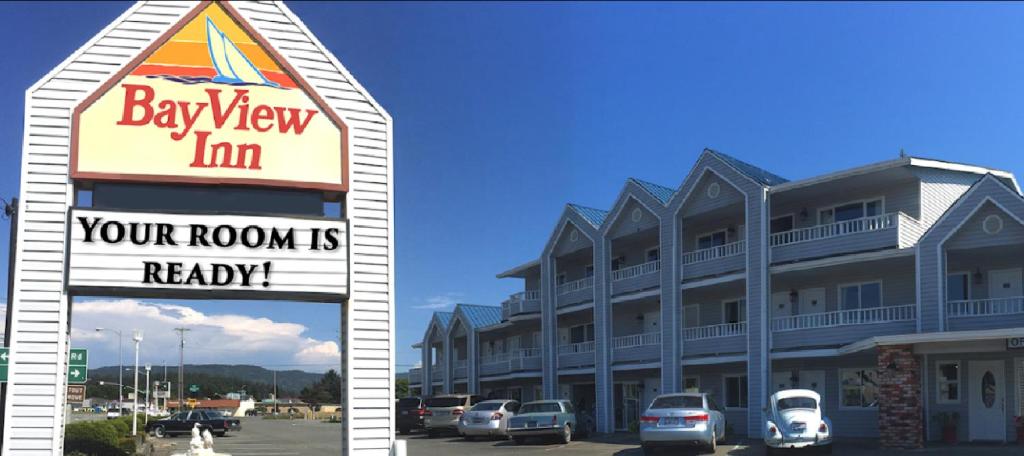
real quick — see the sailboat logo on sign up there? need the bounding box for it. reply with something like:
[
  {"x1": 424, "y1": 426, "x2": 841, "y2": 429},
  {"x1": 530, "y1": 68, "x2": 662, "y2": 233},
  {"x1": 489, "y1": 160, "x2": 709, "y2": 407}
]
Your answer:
[{"x1": 72, "y1": 1, "x2": 347, "y2": 192}]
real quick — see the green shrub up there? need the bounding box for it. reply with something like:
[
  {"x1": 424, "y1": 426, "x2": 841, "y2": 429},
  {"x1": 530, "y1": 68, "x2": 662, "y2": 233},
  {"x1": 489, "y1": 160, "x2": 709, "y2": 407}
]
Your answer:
[
  {"x1": 64, "y1": 421, "x2": 123, "y2": 456},
  {"x1": 108, "y1": 417, "x2": 130, "y2": 437}
]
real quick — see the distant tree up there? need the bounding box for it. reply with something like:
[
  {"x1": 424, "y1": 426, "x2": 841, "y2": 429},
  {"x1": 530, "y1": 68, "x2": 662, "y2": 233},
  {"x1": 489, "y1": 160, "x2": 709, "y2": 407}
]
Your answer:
[
  {"x1": 395, "y1": 378, "x2": 409, "y2": 398},
  {"x1": 300, "y1": 369, "x2": 342, "y2": 406}
]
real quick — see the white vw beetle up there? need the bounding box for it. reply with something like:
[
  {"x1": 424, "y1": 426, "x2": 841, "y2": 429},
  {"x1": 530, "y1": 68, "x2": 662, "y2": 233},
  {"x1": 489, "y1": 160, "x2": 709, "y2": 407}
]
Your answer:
[{"x1": 764, "y1": 389, "x2": 832, "y2": 454}]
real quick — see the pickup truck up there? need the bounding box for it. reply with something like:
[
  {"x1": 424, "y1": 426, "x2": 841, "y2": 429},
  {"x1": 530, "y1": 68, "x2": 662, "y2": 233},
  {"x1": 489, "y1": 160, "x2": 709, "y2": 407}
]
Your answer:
[{"x1": 145, "y1": 409, "x2": 241, "y2": 438}]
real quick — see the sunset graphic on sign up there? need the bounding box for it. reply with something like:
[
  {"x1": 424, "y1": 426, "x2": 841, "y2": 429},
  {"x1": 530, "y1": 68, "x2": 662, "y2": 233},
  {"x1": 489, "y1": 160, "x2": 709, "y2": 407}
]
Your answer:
[{"x1": 130, "y1": 2, "x2": 298, "y2": 89}]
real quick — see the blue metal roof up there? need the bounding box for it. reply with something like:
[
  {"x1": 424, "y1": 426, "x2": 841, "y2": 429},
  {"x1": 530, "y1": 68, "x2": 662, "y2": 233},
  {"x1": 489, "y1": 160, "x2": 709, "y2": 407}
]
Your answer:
[
  {"x1": 568, "y1": 204, "x2": 608, "y2": 227},
  {"x1": 630, "y1": 178, "x2": 675, "y2": 205},
  {"x1": 456, "y1": 304, "x2": 503, "y2": 329},
  {"x1": 434, "y1": 312, "x2": 453, "y2": 330},
  {"x1": 707, "y1": 149, "x2": 788, "y2": 186}
]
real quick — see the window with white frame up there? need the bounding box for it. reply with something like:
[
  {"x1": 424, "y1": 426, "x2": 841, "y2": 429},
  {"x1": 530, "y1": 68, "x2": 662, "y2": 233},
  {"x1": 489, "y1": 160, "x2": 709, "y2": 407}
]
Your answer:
[
  {"x1": 819, "y1": 198, "x2": 883, "y2": 225},
  {"x1": 770, "y1": 215, "x2": 794, "y2": 234},
  {"x1": 723, "y1": 299, "x2": 746, "y2": 324},
  {"x1": 946, "y1": 273, "x2": 970, "y2": 301},
  {"x1": 697, "y1": 230, "x2": 727, "y2": 250},
  {"x1": 683, "y1": 377, "x2": 700, "y2": 393},
  {"x1": 646, "y1": 247, "x2": 659, "y2": 262},
  {"x1": 570, "y1": 323, "x2": 595, "y2": 344},
  {"x1": 936, "y1": 361, "x2": 960, "y2": 404},
  {"x1": 724, "y1": 375, "x2": 748, "y2": 408},
  {"x1": 839, "y1": 281, "x2": 882, "y2": 310},
  {"x1": 840, "y1": 368, "x2": 879, "y2": 408}
]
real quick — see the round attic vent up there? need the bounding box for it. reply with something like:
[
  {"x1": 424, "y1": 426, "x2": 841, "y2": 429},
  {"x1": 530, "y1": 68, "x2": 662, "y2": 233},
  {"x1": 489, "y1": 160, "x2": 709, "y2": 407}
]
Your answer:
[
  {"x1": 707, "y1": 182, "x2": 721, "y2": 199},
  {"x1": 983, "y1": 214, "x2": 1004, "y2": 235},
  {"x1": 631, "y1": 208, "x2": 643, "y2": 223},
  {"x1": 570, "y1": 229, "x2": 579, "y2": 242}
]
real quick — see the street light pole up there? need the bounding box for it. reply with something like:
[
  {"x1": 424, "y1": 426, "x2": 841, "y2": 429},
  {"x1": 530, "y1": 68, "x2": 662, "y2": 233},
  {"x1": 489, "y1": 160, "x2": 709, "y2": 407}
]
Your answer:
[
  {"x1": 131, "y1": 330, "x2": 143, "y2": 437},
  {"x1": 173, "y1": 328, "x2": 190, "y2": 411},
  {"x1": 95, "y1": 328, "x2": 124, "y2": 407},
  {"x1": 144, "y1": 364, "x2": 151, "y2": 425}
]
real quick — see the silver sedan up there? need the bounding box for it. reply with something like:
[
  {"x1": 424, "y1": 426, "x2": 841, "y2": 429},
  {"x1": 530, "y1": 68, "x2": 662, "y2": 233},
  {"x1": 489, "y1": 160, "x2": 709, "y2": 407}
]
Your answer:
[
  {"x1": 457, "y1": 399, "x2": 520, "y2": 440},
  {"x1": 639, "y1": 393, "x2": 726, "y2": 454}
]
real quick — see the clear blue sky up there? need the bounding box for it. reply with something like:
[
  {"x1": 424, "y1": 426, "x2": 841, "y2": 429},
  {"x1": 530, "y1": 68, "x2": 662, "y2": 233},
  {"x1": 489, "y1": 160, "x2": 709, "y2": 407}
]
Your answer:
[{"x1": 3, "y1": 2, "x2": 1024, "y2": 371}]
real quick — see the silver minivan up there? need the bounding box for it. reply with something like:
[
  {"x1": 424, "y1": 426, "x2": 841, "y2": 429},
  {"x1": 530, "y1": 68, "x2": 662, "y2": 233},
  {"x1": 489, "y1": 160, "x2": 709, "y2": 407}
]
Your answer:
[
  {"x1": 639, "y1": 393, "x2": 725, "y2": 454},
  {"x1": 457, "y1": 399, "x2": 519, "y2": 439},
  {"x1": 424, "y1": 394, "x2": 484, "y2": 437}
]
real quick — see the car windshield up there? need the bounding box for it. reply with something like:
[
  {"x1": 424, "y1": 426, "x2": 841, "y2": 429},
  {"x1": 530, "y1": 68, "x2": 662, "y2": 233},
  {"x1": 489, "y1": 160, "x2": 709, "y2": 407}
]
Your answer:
[
  {"x1": 425, "y1": 397, "x2": 464, "y2": 408},
  {"x1": 397, "y1": 398, "x2": 421, "y2": 408},
  {"x1": 471, "y1": 402, "x2": 502, "y2": 411},
  {"x1": 777, "y1": 397, "x2": 817, "y2": 410},
  {"x1": 520, "y1": 403, "x2": 561, "y2": 414},
  {"x1": 650, "y1": 395, "x2": 703, "y2": 409}
]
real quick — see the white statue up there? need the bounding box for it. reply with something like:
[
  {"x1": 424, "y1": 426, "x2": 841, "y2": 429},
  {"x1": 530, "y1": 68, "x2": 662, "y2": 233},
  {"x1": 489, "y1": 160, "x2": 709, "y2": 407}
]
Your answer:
[{"x1": 171, "y1": 422, "x2": 230, "y2": 456}]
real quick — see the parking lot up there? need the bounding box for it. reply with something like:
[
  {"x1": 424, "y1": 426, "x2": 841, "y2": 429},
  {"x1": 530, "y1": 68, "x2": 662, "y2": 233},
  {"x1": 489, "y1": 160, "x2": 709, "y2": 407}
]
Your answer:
[{"x1": 143, "y1": 417, "x2": 1024, "y2": 455}]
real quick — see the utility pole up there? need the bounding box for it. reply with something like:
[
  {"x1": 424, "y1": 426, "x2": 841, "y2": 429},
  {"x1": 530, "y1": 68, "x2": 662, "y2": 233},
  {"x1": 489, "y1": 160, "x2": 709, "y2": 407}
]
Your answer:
[
  {"x1": 273, "y1": 370, "x2": 278, "y2": 414},
  {"x1": 173, "y1": 328, "x2": 190, "y2": 411},
  {"x1": 131, "y1": 330, "x2": 142, "y2": 436}
]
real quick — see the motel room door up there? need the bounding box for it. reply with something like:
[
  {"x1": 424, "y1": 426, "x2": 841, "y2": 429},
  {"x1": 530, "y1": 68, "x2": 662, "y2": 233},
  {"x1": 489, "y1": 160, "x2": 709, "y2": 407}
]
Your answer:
[{"x1": 968, "y1": 360, "x2": 1006, "y2": 442}]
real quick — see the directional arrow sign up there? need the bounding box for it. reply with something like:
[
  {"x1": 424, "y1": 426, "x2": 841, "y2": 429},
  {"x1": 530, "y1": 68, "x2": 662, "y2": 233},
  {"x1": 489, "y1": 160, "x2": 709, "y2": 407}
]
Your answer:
[
  {"x1": 67, "y1": 348, "x2": 88, "y2": 384},
  {"x1": 0, "y1": 348, "x2": 8, "y2": 383}
]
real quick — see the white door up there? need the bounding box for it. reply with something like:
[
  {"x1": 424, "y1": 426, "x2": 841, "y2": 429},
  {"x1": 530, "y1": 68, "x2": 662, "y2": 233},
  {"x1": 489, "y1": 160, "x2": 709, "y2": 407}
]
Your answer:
[
  {"x1": 799, "y1": 370, "x2": 827, "y2": 408},
  {"x1": 772, "y1": 292, "x2": 792, "y2": 317},
  {"x1": 968, "y1": 360, "x2": 1006, "y2": 442},
  {"x1": 772, "y1": 371, "x2": 793, "y2": 393},
  {"x1": 989, "y1": 268, "x2": 1023, "y2": 299},
  {"x1": 799, "y1": 288, "x2": 826, "y2": 315},
  {"x1": 683, "y1": 304, "x2": 700, "y2": 328}
]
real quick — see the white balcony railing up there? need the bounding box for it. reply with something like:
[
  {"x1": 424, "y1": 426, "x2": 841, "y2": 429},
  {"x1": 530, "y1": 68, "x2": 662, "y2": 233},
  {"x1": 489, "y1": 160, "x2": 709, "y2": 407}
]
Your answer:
[
  {"x1": 680, "y1": 240, "x2": 746, "y2": 265},
  {"x1": 557, "y1": 340, "x2": 595, "y2": 354},
  {"x1": 682, "y1": 322, "x2": 746, "y2": 341},
  {"x1": 519, "y1": 348, "x2": 542, "y2": 358},
  {"x1": 612, "y1": 332, "x2": 661, "y2": 349},
  {"x1": 769, "y1": 213, "x2": 898, "y2": 247},
  {"x1": 772, "y1": 304, "x2": 916, "y2": 332},
  {"x1": 611, "y1": 260, "x2": 661, "y2": 282},
  {"x1": 509, "y1": 290, "x2": 542, "y2": 302},
  {"x1": 480, "y1": 352, "x2": 511, "y2": 365},
  {"x1": 557, "y1": 276, "x2": 594, "y2": 295},
  {"x1": 947, "y1": 297, "x2": 1024, "y2": 319}
]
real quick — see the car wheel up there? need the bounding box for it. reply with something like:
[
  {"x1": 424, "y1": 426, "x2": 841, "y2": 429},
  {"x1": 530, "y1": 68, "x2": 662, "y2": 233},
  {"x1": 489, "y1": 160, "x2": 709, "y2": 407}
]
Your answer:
[
  {"x1": 513, "y1": 436, "x2": 526, "y2": 445},
  {"x1": 707, "y1": 434, "x2": 717, "y2": 453},
  {"x1": 153, "y1": 426, "x2": 166, "y2": 438},
  {"x1": 559, "y1": 424, "x2": 572, "y2": 444},
  {"x1": 399, "y1": 427, "x2": 410, "y2": 435}
]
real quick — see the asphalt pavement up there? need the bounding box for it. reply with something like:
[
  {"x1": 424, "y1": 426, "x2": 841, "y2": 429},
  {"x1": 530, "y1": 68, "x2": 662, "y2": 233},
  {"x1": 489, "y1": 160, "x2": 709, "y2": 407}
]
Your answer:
[{"x1": 151, "y1": 417, "x2": 343, "y2": 456}]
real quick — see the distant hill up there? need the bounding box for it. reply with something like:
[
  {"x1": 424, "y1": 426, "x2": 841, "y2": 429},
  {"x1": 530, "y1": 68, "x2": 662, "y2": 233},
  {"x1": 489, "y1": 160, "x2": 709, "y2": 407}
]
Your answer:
[{"x1": 89, "y1": 364, "x2": 324, "y2": 397}]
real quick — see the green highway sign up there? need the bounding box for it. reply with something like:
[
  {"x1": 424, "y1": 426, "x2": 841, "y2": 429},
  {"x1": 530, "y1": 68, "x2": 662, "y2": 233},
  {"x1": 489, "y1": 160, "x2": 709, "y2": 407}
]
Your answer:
[
  {"x1": 0, "y1": 347, "x2": 9, "y2": 383},
  {"x1": 68, "y1": 348, "x2": 88, "y2": 384},
  {"x1": 189, "y1": 384, "x2": 200, "y2": 393}
]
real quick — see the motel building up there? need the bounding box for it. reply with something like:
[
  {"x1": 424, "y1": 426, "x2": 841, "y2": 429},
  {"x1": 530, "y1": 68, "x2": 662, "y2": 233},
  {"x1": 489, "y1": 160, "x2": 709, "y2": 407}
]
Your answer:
[{"x1": 410, "y1": 149, "x2": 1024, "y2": 448}]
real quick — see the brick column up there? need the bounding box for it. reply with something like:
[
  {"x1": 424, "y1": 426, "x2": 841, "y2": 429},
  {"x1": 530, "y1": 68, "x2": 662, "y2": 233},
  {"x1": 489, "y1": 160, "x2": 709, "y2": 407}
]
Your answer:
[{"x1": 878, "y1": 345, "x2": 924, "y2": 449}]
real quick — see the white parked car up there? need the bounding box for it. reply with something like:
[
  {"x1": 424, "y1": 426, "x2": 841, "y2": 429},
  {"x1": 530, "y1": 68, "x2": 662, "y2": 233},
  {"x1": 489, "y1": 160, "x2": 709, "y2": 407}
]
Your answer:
[{"x1": 763, "y1": 389, "x2": 832, "y2": 454}]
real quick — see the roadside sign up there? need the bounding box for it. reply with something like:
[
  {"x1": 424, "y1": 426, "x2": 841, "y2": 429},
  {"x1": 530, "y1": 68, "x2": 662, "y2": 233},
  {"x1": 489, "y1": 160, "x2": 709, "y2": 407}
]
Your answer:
[
  {"x1": 155, "y1": 391, "x2": 170, "y2": 399},
  {"x1": 67, "y1": 348, "x2": 88, "y2": 384},
  {"x1": 67, "y1": 385, "x2": 86, "y2": 403},
  {"x1": 0, "y1": 347, "x2": 8, "y2": 383},
  {"x1": 187, "y1": 398, "x2": 197, "y2": 409},
  {"x1": 189, "y1": 384, "x2": 199, "y2": 393}
]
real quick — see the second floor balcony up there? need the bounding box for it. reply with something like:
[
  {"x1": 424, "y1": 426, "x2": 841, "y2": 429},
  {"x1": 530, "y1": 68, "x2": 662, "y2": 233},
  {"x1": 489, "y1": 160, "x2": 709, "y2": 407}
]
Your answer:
[
  {"x1": 480, "y1": 348, "x2": 543, "y2": 377},
  {"x1": 557, "y1": 276, "x2": 594, "y2": 308},
  {"x1": 771, "y1": 303, "x2": 916, "y2": 350},
  {"x1": 946, "y1": 297, "x2": 1024, "y2": 332},
  {"x1": 453, "y1": 359, "x2": 467, "y2": 379},
  {"x1": 769, "y1": 212, "x2": 922, "y2": 264},
  {"x1": 680, "y1": 240, "x2": 746, "y2": 280},
  {"x1": 408, "y1": 367, "x2": 422, "y2": 385},
  {"x1": 502, "y1": 290, "x2": 541, "y2": 319},
  {"x1": 557, "y1": 340, "x2": 595, "y2": 369},
  {"x1": 430, "y1": 364, "x2": 443, "y2": 382},
  {"x1": 611, "y1": 260, "x2": 661, "y2": 295},
  {"x1": 682, "y1": 322, "x2": 747, "y2": 357},
  {"x1": 612, "y1": 332, "x2": 661, "y2": 364}
]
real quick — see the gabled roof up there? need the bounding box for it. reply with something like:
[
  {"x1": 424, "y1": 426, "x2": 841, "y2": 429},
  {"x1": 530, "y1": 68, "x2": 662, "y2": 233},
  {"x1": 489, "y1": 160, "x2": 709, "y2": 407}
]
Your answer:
[
  {"x1": 567, "y1": 204, "x2": 608, "y2": 228},
  {"x1": 706, "y1": 149, "x2": 789, "y2": 186},
  {"x1": 630, "y1": 178, "x2": 675, "y2": 205},
  {"x1": 918, "y1": 173, "x2": 1021, "y2": 242},
  {"x1": 455, "y1": 304, "x2": 503, "y2": 329},
  {"x1": 496, "y1": 258, "x2": 540, "y2": 279},
  {"x1": 434, "y1": 312, "x2": 454, "y2": 331}
]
